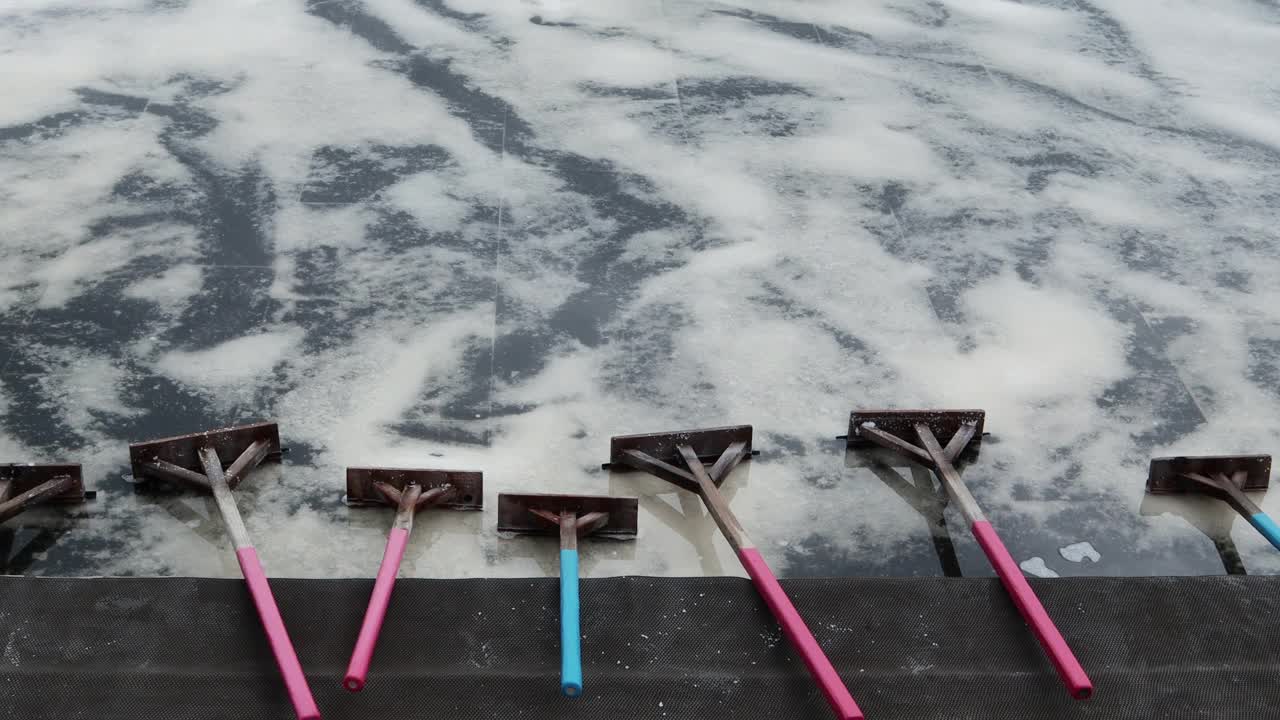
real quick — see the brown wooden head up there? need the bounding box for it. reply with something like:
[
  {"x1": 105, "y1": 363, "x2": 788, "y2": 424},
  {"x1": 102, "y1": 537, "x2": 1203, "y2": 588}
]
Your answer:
[
  {"x1": 346, "y1": 467, "x2": 483, "y2": 510},
  {"x1": 497, "y1": 493, "x2": 638, "y2": 540}
]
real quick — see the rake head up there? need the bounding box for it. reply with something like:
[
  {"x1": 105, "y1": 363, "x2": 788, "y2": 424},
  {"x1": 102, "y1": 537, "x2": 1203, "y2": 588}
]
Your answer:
[
  {"x1": 845, "y1": 409, "x2": 985, "y2": 453},
  {"x1": 345, "y1": 468, "x2": 483, "y2": 510},
  {"x1": 129, "y1": 422, "x2": 282, "y2": 483},
  {"x1": 1147, "y1": 455, "x2": 1271, "y2": 494},
  {"x1": 605, "y1": 425, "x2": 754, "y2": 469},
  {"x1": 0, "y1": 464, "x2": 92, "y2": 504},
  {"x1": 498, "y1": 493, "x2": 638, "y2": 539}
]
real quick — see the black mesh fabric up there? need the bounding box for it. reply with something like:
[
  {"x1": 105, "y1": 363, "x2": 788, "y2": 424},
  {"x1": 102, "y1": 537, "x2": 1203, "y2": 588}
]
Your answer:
[{"x1": 1, "y1": 575, "x2": 1277, "y2": 719}]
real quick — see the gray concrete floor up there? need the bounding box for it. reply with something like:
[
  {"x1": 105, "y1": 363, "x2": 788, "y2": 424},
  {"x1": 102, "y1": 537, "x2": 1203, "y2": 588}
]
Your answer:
[{"x1": 2, "y1": 0, "x2": 1279, "y2": 579}]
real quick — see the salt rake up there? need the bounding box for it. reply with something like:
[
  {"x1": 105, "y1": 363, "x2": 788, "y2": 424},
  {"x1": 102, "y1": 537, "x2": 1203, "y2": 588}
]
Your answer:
[
  {"x1": 844, "y1": 409, "x2": 1092, "y2": 700},
  {"x1": 343, "y1": 467, "x2": 483, "y2": 691},
  {"x1": 604, "y1": 425, "x2": 863, "y2": 720},
  {"x1": 0, "y1": 463, "x2": 94, "y2": 525},
  {"x1": 1147, "y1": 454, "x2": 1279, "y2": 550},
  {"x1": 129, "y1": 422, "x2": 320, "y2": 720},
  {"x1": 497, "y1": 492, "x2": 638, "y2": 698}
]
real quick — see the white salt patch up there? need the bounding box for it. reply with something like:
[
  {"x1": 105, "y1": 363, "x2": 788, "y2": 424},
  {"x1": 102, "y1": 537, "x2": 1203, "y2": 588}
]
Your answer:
[
  {"x1": 34, "y1": 237, "x2": 136, "y2": 307},
  {"x1": 533, "y1": 33, "x2": 677, "y2": 89},
  {"x1": 360, "y1": 0, "x2": 487, "y2": 52},
  {"x1": 617, "y1": 228, "x2": 692, "y2": 266},
  {"x1": 0, "y1": 396, "x2": 26, "y2": 460},
  {"x1": 123, "y1": 264, "x2": 204, "y2": 304},
  {"x1": 156, "y1": 328, "x2": 304, "y2": 388},
  {"x1": 1187, "y1": 101, "x2": 1280, "y2": 153},
  {"x1": 872, "y1": 277, "x2": 1131, "y2": 508},
  {"x1": 0, "y1": 287, "x2": 31, "y2": 315},
  {"x1": 31, "y1": 223, "x2": 200, "y2": 309},
  {"x1": 979, "y1": 37, "x2": 1158, "y2": 107},
  {"x1": 275, "y1": 203, "x2": 372, "y2": 255},
  {"x1": 1059, "y1": 542, "x2": 1100, "y2": 564},
  {"x1": 276, "y1": 310, "x2": 491, "y2": 466},
  {"x1": 780, "y1": 121, "x2": 941, "y2": 182},
  {"x1": 1090, "y1": 0, "x2": 1280, "y2": 149},
  {"x1": 194, "y1": 53, "x2": 494, "y2": 183},
  {"x1": 1043, "y1": 176, "x2": 1175, "y2": 229},
  {"x1": 0, "y1": 116, "x2": 186, "y2": 254},
  {"x1": 1019, "y1": 557, "x2": 1060, "y2": 579},
  {"x1": 383, "y1": 173, "x2": 475, "y2": 231},
  {"x1": 944, "y1": 0, "x2": 1077, "y2": 30},
  {"x1": 36, "y1": 355, "x2": 141, "y2": 431},
  {"x1": 0, "y1": 0, "x2": 496, "y2": 184}
]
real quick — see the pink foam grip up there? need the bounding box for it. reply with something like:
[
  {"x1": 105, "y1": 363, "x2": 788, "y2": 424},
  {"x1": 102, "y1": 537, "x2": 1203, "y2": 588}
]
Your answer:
[
  {"x1": 971, "y1": 521, "x2": 1093, "y2": 699},
  {"x1": 344, "y1": 527, "x2": 410, "y2": 692},
  {"x1": 738, "y1": 548, "x2": 864, "y2": 720},
  {"x1": 235, "y1": 547, "x2": 321, "y2": 720}
]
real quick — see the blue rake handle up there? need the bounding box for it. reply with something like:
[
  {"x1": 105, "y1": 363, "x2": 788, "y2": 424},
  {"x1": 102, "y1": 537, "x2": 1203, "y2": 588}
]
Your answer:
[
  {"x1": 560, "y1": 549, "x2": 583, "y2": 697},
  {"x1": 1247, "y1": 512, "x2": 1280, "y2": 551}
]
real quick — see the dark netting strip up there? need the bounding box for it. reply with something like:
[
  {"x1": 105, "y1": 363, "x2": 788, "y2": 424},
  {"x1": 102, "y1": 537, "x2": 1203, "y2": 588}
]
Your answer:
[{"x1": 1, "y1": 575, "x2": 1277, "y2": 719}]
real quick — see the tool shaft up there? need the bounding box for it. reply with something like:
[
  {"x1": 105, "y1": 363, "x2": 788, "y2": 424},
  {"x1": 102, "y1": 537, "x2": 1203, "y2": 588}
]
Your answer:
[
  {"x1": 0, "y1": 475, "x2": 74, "y2": 524},
  {"x1": 200, "y1": 448, "x2": 253, "y2": 550},
  {"x1": 347, "y1": 483, "x2": 420, "y2": 691},
  {"x1": 345, "y1": 526, "x2": 411, "y2": 692},
  {"x1": 199, "y1": 448, "x2": 320, "y2": 719},
  {"x1": 971, "y1": 521, "x2": 1093, "y2": 699},
  {"x1": 1215, "y1": 476, "x2": 1264, "y2": 518},
  {"x1": 738, "y1": 548, "x2": 863, "y2": 720},
  {"x1": 915, "y1": 426, "x2": 986, "y2": 525},
  {"x1": 1179, "y1": 472, "x2": 1280, "y2": 551},
  {"x1": 237, "y1": 548, "x2": 322, "y2": 719},
  {"x1": 679, "y1": 445, "x2": 752, "y2": 551},
  {"x1": 1247, "y1": 512, "x2": 1280, "y2": 551},
  {"x1": 677, "y1": 445, "x2": 862, "y2": 720},
  {"x1": 911, "y1": 430, "x2": 1092, "y2": 699},
  {"x1": 560, "y1": 546, "x2": 583, "y2": 697},
  {"x1": 391, "y1": 483, "x2": 423, "y2": 531}
]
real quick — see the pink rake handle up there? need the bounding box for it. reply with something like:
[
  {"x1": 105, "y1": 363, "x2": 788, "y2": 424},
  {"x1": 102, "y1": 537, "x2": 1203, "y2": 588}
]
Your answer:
[
  {"x1": 971, "y1": 521, "x2": 1093, "y2": 699},
  {"x1": 235, "y1": 547, "x2": 322, "y2": 720},
  {"x1": 345, "y1": 527, "x2": 410, "y2": 691},
  {"x1": 739, "y1": 548, "x2": 864, "y2": 720}
]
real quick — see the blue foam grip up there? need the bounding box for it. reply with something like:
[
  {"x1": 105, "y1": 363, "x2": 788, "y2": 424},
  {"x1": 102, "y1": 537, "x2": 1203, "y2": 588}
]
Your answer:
[
  {"x1": 559, "y1": 549, "x2": 583, "y2": 697},
  {"x1": 1248, "y1": 513, "x2": 1280, "y2": 551}
]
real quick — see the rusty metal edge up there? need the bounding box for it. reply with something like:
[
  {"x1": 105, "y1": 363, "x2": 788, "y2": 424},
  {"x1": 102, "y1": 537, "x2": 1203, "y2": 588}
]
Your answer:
[
  {"x1": 846, "y1": 409, "x2": 986, "y2": 452},
  {"x1": 606, "y1": 425, "x2": 753, "y2": 467},
  {"x1": 345, "y1": 467, "x2": 483, "y2": 510},
  {"x1": 0, "y1": 464, "x2": 88, "y2": 504},
  {"x1": 497, "y1": 492, "x2": 638, "y2": 538},
  {"x1": 1147, "y1": 455, "x2": 1272, "y2": 493},
  {"x1": 128, "y1": 422, "x2": 281, "y2": 481}
]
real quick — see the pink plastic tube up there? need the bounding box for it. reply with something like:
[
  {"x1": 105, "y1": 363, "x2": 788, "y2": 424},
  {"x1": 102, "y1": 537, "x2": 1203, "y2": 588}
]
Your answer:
[
  {"x1": 344, "y1": 527, "x2": 411, "y2": 692},
  {"x1": 971, "y1": 521, "x2": 1093, "y2": 699},
  {"x1": 236, "y1": 547, "x2": 322, "y2": 720},
  {"x1": 739, "y1": 547, "x2": 864, "y2": 720}
]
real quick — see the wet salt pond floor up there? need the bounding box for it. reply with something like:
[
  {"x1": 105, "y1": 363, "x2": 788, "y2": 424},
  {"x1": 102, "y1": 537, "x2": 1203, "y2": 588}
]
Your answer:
[{"x1": 2, "y1": 0, "x2": 1279, "y2": 580}]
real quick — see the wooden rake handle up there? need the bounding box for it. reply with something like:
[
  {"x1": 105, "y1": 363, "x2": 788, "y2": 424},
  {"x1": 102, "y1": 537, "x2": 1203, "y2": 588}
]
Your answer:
[
  {"x1": 0, "y1": 474, "x2": 75, "y2": 524},
  {"x1": 971, "y1": 521, "x2": 1093, "y2": 699},
  {"x1": 1247, "y1": 512, "x2": 1280, "y2": 550},
  {"x1": 236, "y1": 547, "x2": 322, "y2": 719},
  {"x1": 676, "y1": 444, "x2": 862, "y2": 720},
  {"x1": 739, "y1": 548, "x2": 864, "y2": 720},
  {"x1": 344, "y1": 527, "x2": 411, "y2": 692},
  {"x1": 559, "y1": 548, "x2": 584, "y2": 697}
]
